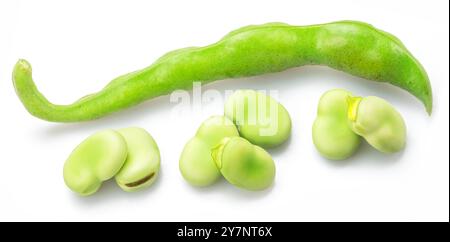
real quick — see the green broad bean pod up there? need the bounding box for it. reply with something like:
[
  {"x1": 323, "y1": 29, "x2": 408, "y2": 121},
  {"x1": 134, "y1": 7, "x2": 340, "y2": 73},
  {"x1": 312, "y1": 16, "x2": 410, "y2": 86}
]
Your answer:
[{"x1": 13, "y1": 21, "x2": 432, "y2": 122}]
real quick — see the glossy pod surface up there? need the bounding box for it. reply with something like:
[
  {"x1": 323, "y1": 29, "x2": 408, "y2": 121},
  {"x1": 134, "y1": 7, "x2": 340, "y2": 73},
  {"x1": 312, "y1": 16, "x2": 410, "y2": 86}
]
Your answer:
[{"x1": 13, "y1": 21, "x2": 432, "y2": 122}]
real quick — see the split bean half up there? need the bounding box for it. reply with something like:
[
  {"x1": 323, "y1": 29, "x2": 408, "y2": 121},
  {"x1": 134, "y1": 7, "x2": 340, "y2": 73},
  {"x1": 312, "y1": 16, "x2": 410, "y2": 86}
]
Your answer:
[
  {"x1": 313, "y1": 89, "x2": 407, "y2": 159},
  {"x1": 64, "y1": 127, "x2": 160, "y2": 196},
  {"x1": 211, "y1": 136, "x2": 275, "y2": 191},
  {"x1": 115, "y1": 127, "x2": 161, "y2": 192},
  {"x1": 312, "y1": 89, "x2": 361, "y2": 160},
  {"x1": 63, "y1": 130, "x2": 128, "y2": 196},
  {"x1": 179, "y1": 116, "x2": 239, "y2": 186},
  {"x1": 224, "y1": 90, "x2": 291, "y2": 148},
  {"x1": 347, "y1": 96, "x2": 406, "y2": 153}
]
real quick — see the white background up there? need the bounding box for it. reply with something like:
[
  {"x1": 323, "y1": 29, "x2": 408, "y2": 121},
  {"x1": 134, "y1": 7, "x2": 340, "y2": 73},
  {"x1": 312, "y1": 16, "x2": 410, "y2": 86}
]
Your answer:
[{"x1": 0, "y1": 0, "x2": 448, "y2": 222}]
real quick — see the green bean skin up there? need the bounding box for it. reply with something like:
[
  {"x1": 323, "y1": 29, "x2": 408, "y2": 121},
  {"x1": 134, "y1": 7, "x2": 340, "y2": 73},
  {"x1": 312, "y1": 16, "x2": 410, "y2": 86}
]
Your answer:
[
  {"x1": 13, "y1": 21, "x2": 432, "y2": 122},
  {"x1": 348, "y1": 96, "x2": 407, "y2": 153},
  {"x1": 312, "y1": 89, "x2": 361, "y2": 160}
]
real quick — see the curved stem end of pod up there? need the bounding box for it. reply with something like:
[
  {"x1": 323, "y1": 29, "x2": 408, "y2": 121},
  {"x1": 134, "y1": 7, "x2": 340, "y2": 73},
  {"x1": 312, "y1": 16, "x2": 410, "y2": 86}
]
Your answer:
[{"x1": 12, "y1": 59, "x2": 58, "y2": 121}]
